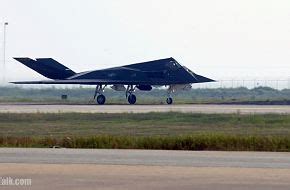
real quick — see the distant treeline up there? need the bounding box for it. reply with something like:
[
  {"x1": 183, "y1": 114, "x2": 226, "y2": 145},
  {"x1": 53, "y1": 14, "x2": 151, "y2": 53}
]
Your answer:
[{"x1": 0, "y1": 86, "x2": 290, "y2": 104}]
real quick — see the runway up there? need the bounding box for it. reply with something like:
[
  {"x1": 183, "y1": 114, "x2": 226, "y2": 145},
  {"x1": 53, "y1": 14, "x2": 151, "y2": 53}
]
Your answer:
[
  {"x1": 1, "y1": 104, "x2": 290, "y2": 114},
  {"x1": 0, "y1": 148, "x2": 290, "y2": 168},
  {"x1": 0, "y1": 148, "x2": 290, "y2": 190}
]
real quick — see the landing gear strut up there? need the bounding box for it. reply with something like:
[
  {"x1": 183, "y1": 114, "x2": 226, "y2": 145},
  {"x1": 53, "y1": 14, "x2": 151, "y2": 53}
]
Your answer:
[
  {"x1": 94, "y1": 84, "x2": 107, "y2": 105},
  {"x1": 126, "y1": 85, "x2": 137, "y2": 104}
]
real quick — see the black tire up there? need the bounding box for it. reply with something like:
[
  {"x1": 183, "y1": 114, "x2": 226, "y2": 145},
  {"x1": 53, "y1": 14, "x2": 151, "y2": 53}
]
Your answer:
[
  {"x1": 128, "y1": 94, "x2": 137, "y2": 104},
  {"x1": 166, "y1": 97, "x2": 173, "y2": 105},
  {"x1": 97, "y1": 94, "x2": 106, "y2": 105}
]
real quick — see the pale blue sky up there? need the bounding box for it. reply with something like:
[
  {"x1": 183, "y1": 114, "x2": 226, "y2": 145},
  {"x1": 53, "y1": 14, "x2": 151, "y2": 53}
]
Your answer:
[{"x1": 1, "y1": 0, "x2": 290, "y2": 83}]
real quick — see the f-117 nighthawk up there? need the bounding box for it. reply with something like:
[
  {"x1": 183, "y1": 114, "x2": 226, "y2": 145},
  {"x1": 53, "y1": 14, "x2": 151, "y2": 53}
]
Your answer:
[{"x1": 12, "y1": 57, "x2": 214, "y2": 105}]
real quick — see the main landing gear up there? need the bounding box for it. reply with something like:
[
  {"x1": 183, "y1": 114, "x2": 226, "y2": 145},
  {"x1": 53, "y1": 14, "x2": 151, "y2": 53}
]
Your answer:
[
  {"x1": 166, "y1": 97, "x2": 173, "y2": 105},
  {"x1": 126, "y1": 85, "x2": 137, "y2": 104},
  {"x1": 92, "y1": 84, "x2": 175, "y2": 105},
  {"x1": 96, "y1": 94, "x2": 106, "y2": 105},
  {"x1": 93, "y1": 85, "x2": 107, "y2": 105},
  {"x1": 128, "y1": 94, "x2": 137, "y2": 104},
  {"x1": 166, "y1": 85, "x2": 174, "y2": 105},
  {"x1": 93, "y1": 84, "x2": 137, "y2": 105}
]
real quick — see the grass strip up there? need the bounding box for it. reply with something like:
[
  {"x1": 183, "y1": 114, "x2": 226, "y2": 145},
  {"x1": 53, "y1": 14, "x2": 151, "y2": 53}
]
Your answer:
[{"x1": 0, "y1": 134, "x2": 289, "y2": 152}]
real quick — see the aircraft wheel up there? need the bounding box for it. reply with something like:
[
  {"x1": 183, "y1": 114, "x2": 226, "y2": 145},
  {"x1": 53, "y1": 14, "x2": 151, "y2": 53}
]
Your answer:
[
  {"x1": 96, "y1": 94, "x2": 106, "y2": 105},
  {"x1": 166, "y1": 97, "x2": 173, "y2": 105},
  {"x1": 128, "y1": 94, "x2": 137, "y2": 104}
]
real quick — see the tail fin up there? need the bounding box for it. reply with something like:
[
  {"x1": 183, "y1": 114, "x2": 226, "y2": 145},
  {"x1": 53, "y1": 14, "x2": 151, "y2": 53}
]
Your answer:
[{"x1": 14, "y1": 57, "x2": 76, "y2": 79}]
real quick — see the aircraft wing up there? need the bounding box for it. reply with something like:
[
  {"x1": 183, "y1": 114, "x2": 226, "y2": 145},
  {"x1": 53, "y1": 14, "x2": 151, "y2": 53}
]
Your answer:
[
  {"x1": 10, "y1": 79, "x2": 150, "y2": 85},
  {"x1": 11, "y1": 76, "x2": 214, "y2": 85},
  {"x1": 12, "y1": 57, "x2": 215, "y2": 85}
]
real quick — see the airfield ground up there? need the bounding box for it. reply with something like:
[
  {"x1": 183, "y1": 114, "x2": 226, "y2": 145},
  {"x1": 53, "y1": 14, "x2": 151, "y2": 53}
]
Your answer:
[
  {"x1": 1, "y1": 104, "x2": 290, "y2": 114},
  {"x1": 0, "y1": 111, "x2": 289, "y2": 151},
  {"x1": 1, "y1": 111, "x2": 290, "y2": 137},
  {"x1": 0, "y1": 149, "x2": 290, "y2": 190},
  {"x1": 0, "y1": 104, "x2": 289, "y2": 190}
]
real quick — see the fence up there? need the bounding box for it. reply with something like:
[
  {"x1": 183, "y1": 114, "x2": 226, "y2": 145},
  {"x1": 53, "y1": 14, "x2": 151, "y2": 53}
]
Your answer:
[{"x1": 194, "y1": 79, "x2": 290, "y2": 90}]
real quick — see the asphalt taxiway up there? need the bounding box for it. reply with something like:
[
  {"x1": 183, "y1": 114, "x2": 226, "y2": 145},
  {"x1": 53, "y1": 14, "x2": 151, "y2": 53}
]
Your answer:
[
  {"x1": 0, "y1": 149, "x2": 290, "y2": 190},
  {"x1": 1, "y1": 104, "x2": 290, "y2": 114},
  {"x1": 0, "y1": 148, "x2": 289, "y2": 168}
]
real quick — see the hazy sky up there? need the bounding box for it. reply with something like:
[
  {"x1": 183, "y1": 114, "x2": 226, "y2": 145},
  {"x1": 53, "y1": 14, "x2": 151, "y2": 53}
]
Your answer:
[{"x1": 1, "y1": 0, "x2": 290, "y2": 83}]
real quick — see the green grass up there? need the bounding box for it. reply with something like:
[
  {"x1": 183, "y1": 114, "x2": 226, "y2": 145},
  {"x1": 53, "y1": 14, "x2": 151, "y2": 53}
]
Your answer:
[
  {"x1": 0, "y1": 135, "x2": 289, "y2": 152},
  {"x1": 0, "y1": 112, "x2": 290, "y2": 137},
  {"x1": 0, "y1": 112, "x2": 290, "y2": 151}
]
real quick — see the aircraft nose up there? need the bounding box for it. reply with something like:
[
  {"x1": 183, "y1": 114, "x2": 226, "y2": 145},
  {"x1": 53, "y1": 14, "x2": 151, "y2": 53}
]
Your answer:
[{"x1": 195, "y1": 74, "x2": 216, "y2": 82}]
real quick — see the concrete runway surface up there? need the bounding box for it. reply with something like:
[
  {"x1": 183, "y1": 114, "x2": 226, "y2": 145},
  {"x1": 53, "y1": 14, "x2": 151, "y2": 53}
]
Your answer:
[
  {"x1": 0, "y1": 148, "x2": 290, "y2": 190},
  {"x1": 1, "y1": 104, "x2": 290, "y2": 114}
]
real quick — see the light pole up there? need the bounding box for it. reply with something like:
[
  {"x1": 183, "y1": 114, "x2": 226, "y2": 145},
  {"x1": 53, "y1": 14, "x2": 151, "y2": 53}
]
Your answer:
[{"x1": 2, "y1": 22, "x2": 8, "y2": 85}]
